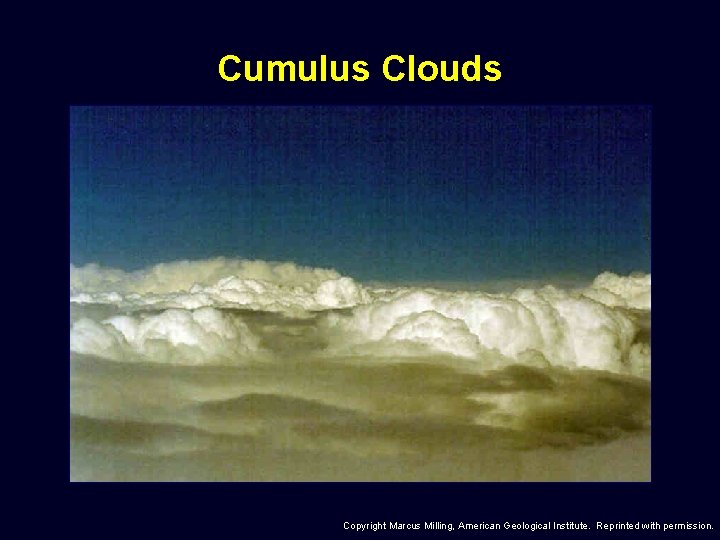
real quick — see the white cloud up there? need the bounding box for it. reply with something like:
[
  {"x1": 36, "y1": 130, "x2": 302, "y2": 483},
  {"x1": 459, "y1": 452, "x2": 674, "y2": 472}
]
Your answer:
[
  {"x1": 583, "y1": 271, "x2": 651, "y2": 310},
  {"x1": 70, "y1": 258, "x2": 650, "y2": 375},
  {"x1": 70, "y1": 258, "x2": 370, "y2": 312},
  {"x1": 324, "y1": 283, "x2": 645, "y2": 375},
  {"x1": 71, "y1": 307, "x2": 261, "y2": 365}
]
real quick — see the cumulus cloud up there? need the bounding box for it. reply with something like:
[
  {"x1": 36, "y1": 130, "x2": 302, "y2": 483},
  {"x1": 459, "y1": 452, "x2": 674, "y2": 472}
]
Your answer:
[
  {"x1": 70, "y1": 258, "x2": 650, "y2": 374},
  {"x1": 323, "y1": 282, "x2": 647, "y2": 375},
  {"x1": 70, "y1": 258, "x2": 370, "y2": 312},
  {"x1": 71, "y1": 307, "x2": 261, "y2": 365},
  {"x1": 71, "y1": 258, "x2": 343, "y2": 294},
  {"x1": 583, "y1": 271, "x2": 651, "y2": 310},
  {"x1": 70, "y1": 258, "x2": 650, "y2": 479}
]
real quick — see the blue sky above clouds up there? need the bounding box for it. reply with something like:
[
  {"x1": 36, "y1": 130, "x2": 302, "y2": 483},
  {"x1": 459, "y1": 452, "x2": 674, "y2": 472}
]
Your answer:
[{"x1": 70, "y1": 105, "x2": 650, "y2": 282}]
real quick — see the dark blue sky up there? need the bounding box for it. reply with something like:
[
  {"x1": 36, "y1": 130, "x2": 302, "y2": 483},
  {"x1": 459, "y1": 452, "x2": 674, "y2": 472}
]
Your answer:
[{"x1": 70, "y1": 106, "x2": 650, "y2": 282}]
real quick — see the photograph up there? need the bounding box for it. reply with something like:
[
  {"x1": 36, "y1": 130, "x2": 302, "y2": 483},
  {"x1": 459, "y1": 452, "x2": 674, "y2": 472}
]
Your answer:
[{"x1": 69, "y1": 105, "x2": 650, "y2": 481}]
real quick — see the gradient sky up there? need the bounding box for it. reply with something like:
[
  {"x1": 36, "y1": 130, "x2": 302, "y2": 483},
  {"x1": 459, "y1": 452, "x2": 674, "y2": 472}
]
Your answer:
[{"x1": 70, "y1": 106, "x2": 650, "y2": 282}]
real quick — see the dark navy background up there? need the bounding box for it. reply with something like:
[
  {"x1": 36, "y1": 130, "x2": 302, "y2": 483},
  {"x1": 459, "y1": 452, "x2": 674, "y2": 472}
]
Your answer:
[{"x1": 31, "y1": 10, "x2": 714, "y2": 539}]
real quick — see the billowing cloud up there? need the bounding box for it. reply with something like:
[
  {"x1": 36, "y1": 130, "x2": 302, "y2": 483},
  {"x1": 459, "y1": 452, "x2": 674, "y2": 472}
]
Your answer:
[
  {"x1": 323, "y1": 283, "x2": 647, "y2": 375},
  {"x1": 71, "y1": 258, "x2": 344, "y2": 293},
  {"x1": 71, "y1": 307, "x2": 261, "y2": 365},
  {"x1": 70, "y1": 259, "x2": 649, "y2": 372},
  {"x1": 583, "y1": 271, "x2": 651, "y2": 310},
  {"x1": 71, "y1": 258, "x2": 370, "y2": 312}
]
